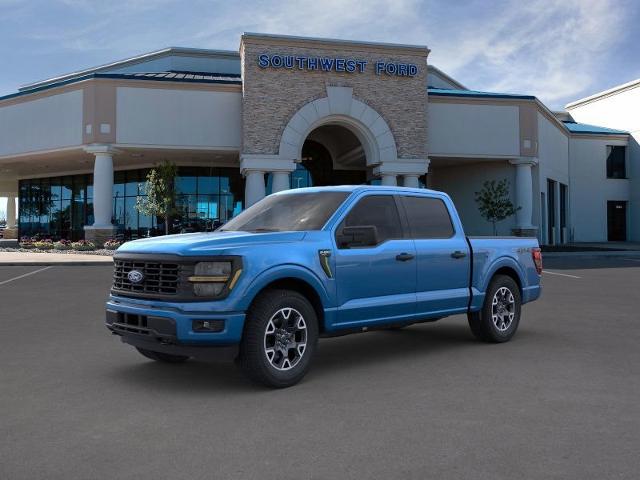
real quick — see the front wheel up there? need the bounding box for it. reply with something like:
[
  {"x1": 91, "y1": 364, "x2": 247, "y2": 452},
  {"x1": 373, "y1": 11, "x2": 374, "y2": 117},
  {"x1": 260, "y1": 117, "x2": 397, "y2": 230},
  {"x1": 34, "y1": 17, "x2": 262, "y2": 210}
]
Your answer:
[
  {"x1": 468, "y1": 275, "x2": 522, "y2": 343},
  {"x1": 239, "y1": 289, "x2": 318, "y2": 388}
]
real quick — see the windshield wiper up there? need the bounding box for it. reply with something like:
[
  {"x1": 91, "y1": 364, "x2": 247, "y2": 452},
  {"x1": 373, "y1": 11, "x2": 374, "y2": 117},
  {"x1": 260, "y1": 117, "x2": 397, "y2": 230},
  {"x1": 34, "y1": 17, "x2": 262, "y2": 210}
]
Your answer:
[{"x1": 248, "y1": 228, "x2": 282, "y2": 233}]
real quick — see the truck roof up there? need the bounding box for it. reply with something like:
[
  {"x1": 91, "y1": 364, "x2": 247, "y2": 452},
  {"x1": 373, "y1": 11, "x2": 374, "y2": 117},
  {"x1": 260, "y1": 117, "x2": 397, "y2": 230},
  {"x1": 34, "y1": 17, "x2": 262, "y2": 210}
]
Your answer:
[{"x1": 273, "y1": 185, "x2": 443, "y2": 195}]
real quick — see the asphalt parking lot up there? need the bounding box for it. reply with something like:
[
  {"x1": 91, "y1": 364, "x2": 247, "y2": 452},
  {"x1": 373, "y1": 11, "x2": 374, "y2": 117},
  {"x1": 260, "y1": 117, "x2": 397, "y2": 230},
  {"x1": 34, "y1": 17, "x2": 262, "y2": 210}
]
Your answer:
[{"x1": 1, "y1": 257, "x2": 639, "y2": 479}]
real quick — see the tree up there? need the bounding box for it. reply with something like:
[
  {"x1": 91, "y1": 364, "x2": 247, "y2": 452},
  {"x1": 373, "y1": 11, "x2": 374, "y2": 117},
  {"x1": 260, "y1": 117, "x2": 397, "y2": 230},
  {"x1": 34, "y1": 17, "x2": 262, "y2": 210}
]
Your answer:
[
  {"x1": 135, "y1": 161, "x2": 178, "y2": 235},
  {"x1": 474, "y1": 179, "x2": 520, "y2": 235}
]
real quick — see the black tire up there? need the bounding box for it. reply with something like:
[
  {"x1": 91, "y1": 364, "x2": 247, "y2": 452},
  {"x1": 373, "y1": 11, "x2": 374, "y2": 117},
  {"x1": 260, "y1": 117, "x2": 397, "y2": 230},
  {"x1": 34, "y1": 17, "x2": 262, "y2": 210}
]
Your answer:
[
  {"x1": 136, "y1": 347, "x2": 190, "y2": 363},
  {"x1": 239, "y1": 289, "x2": 319, "y2": 388},
  {"x1": 467, "y1": 275, "x2": 522, "y2": 343}
]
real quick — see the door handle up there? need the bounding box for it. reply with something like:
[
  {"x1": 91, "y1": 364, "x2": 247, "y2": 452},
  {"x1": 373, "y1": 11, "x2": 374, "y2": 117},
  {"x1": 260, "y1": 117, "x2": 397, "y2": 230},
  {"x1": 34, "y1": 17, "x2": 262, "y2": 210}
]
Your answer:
[
  {"x1": 451, "y1": 251, "x2": 467, "y2": 259},
  {"x1": 396, "y1": 252, "x2": 415, "y2": 262}
]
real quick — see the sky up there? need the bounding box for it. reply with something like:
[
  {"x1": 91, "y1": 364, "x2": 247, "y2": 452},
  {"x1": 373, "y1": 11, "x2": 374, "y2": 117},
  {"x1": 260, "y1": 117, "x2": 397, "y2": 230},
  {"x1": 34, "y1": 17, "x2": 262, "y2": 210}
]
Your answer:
[{"x1": 1, "y1": 0, "x2": 640, "y2": 217}]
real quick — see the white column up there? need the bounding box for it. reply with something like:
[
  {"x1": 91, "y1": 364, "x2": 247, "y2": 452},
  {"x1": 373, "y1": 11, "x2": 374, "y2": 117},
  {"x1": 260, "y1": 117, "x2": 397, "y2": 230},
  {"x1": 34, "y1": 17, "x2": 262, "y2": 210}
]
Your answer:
[
  {"x1": 509, "y1": 158, "x2": 538, "y2": 229},
  {"x1": 244, "y1": 170, "x2": 266, "y2": 207},
  {"x1": 271, "y1": 171, "x2": 290, "y2": 193},
  {"x1": 380, "y1": 174, "x2": 397, "y2": 186},
  {"x1": 402, "y1": 174, "x2": 420, "y2": 188},
  {"x1": 6, "y1": 195, "x2": 16, "y2": 229},
  {"x1": 91, "y1": 150, "x2": 115, "y2": 227}
]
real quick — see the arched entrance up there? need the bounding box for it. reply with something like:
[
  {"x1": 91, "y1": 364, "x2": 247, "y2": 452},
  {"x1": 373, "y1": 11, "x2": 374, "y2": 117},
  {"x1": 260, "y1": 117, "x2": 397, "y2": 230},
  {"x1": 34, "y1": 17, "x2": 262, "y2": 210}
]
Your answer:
[
  {"x1": 243, "y1": 86, "x2": 428, "y2": 206},
  {"x1": 299, "y1": 124, "x2": 368, "y2": 186}
]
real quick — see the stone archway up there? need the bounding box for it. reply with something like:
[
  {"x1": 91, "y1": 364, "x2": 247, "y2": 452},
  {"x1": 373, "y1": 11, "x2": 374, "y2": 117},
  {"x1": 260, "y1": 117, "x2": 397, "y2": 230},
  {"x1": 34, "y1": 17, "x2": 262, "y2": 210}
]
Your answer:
[
  {"x1": 240, "y1": 85, "x2": 429, "y2": 206},
  {"x1": 278, "y1": 86, "x2": 398, "y2": 167}
]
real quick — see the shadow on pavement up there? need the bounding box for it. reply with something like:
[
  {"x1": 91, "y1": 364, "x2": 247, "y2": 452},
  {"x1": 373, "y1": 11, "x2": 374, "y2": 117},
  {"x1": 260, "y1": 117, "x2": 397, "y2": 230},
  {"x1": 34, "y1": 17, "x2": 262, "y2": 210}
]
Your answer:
[{"x1": 103, "y1": 320, "x2": 550, "y2": 392}]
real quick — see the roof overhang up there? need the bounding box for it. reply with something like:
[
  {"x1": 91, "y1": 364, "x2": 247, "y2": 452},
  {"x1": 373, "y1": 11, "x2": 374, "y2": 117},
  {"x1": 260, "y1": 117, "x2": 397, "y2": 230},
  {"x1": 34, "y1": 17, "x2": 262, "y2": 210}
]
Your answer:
[{"x1": 19, "y1": 47, "x2": 240, "y2": 93}]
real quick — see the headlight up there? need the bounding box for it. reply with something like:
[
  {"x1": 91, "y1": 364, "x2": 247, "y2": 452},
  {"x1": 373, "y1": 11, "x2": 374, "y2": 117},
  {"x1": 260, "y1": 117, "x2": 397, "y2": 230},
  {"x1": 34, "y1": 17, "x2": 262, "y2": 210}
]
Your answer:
[{"x1": 189, "y1": 261, "x2": 240, "y2": 297}]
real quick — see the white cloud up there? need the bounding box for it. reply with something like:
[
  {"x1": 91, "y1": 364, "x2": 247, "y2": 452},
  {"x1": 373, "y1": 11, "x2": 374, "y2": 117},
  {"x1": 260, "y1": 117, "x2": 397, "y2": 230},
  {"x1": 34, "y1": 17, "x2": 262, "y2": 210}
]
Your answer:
[
  {"x1": 424, "y1": 0, "x2": 631, "y2": 107},
  {"x1": 3, "y1": 0, "x2": 635, "y2": 109}
]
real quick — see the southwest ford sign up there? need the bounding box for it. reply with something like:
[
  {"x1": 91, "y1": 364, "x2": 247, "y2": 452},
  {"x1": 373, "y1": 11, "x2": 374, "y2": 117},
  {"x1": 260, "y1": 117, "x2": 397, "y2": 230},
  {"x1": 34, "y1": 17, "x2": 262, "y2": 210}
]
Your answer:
[{"x1": 257, "y1": 54, "x2": 418, "y2": 77}]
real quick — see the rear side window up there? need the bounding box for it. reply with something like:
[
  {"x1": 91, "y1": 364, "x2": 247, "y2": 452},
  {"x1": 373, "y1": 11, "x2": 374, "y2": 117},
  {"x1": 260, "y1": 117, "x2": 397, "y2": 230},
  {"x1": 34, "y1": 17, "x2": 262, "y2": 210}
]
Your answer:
[
  {"x1": 337, "y1": 195, "x2": 403, "y2": 247},
  {"x1": 401, "y1": 196, "x2": 454, "y2": 238}
]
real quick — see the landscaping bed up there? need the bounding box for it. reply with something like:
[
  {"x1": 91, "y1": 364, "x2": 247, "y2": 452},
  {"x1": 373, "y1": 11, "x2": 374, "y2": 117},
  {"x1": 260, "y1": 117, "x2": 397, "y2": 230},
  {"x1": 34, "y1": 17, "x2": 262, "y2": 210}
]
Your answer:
[{"x1": 0, "y1": 237, "x2": 124, "y2": 255}]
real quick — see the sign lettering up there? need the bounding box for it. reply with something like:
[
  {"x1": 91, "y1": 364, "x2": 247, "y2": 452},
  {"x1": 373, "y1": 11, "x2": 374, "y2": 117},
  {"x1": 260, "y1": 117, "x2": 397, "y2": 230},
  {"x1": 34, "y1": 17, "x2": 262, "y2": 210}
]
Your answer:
[{"x1": 258, "y1": 54, "x2": 418, "y2": 77}]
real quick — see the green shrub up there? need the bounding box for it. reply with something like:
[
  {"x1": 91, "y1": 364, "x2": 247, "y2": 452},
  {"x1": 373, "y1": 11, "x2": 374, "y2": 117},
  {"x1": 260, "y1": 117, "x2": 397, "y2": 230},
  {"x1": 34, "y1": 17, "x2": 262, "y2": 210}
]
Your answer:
[
  {"x1": 33, "y1": 240, "x2": 54, "y2": 250},
  {"x1": 54, "y1": 240, "x2": 73, "y2": 250}
]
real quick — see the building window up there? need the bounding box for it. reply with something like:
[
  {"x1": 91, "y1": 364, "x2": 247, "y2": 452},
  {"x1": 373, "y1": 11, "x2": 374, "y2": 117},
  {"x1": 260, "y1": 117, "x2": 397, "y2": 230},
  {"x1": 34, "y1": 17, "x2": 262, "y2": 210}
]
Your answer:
[
  {"x1": 19, "y1": 175, "x2": 92, "y2": 241},
  {"x1": 606, "y1": 146, "x2": 626, "y2": 179},
  {"x1": 18, "y1": 166, "x2": 245, "y2": 241},
  {"x1": 173, "y1": 166, "x2": 244, "y2": 235}
]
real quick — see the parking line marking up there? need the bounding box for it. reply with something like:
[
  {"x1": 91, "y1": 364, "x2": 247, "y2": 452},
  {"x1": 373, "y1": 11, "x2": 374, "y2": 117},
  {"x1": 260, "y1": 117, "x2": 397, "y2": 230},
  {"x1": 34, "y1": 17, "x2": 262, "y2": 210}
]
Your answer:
[
  {"x1": 0, "y1": 266, "x2": 52, "y2": 286},
  {"x1": 542, "y1": 270, "x2": 581, "y2": 279}
]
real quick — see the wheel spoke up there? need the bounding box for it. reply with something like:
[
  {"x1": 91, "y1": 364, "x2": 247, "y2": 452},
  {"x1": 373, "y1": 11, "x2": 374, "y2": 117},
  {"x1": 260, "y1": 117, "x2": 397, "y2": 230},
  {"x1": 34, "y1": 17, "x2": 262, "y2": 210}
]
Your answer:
[{"x1": 266, "y1": 320, "x2": 276, "y2": 334}]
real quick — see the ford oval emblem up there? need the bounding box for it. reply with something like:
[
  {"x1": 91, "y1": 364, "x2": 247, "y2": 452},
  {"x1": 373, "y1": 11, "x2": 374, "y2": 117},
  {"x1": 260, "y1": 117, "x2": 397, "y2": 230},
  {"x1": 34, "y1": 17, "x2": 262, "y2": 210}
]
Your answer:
[{"x1": 127, "y1": 270, "x2": 144, "y2": 284}]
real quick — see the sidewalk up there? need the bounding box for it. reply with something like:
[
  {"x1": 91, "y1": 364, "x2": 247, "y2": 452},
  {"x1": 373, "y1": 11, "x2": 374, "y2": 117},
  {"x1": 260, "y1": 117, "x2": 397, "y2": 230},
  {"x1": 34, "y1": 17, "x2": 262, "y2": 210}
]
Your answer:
[{"x1": 0, "y1": 251, "x2": 113, "y2": 266}]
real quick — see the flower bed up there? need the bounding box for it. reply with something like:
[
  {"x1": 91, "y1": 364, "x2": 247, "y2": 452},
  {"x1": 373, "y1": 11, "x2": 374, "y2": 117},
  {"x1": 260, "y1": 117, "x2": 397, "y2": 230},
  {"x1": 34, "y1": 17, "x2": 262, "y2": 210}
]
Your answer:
[
  {"x1": 70, "y1": 240, "x2": 96, "y2": 251},
  {"x1": 54, "y1": 239, "x2": 73, "y2": 250},
  {"x1": 33, "y1": 240, "x2": 54, "y2": 250},
  {"x1": 103, "y1": 239, "x2": 123, "y2": 250}
]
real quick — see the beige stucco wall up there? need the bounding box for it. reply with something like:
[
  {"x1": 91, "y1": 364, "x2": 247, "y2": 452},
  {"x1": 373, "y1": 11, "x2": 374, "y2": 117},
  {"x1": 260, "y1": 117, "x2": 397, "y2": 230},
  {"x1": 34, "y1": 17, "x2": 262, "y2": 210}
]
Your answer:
[
  {"x1": 427, "y1": 102, "x2": 520, "y2": 157},
  {"x1": 116, "y1": 86, "x2": 242, "y2": 149},
  {"x1": 240, "y1": 35, "x2": 429, "y2": 160},
  {"x1": 0, "y1": 89, "x2": 83, "y2": 157}
]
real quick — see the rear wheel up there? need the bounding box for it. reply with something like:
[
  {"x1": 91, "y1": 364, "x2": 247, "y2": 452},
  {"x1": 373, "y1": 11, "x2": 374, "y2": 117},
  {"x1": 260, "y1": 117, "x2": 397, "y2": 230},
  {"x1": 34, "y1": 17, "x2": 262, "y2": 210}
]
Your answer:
[
  {"x1": 136, "y1": 347, "x2": 190, "y2": 363},
  {"x1": 239, "y1": 289, "x2": 318, "y2": 388},
  {"x1": 468, "y1": 275, "x2": 521, "y2": 343}
]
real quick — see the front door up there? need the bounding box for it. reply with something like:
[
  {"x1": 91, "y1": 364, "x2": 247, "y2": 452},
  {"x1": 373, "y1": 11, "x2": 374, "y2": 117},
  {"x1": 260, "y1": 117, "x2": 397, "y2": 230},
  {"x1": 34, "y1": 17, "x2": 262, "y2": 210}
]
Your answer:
[
  {"x1": 333, "y1": 194, "x2": 416, "y2": 327},
  {"x1": 607, "y1": 201, "x2": 627, "y2": 241}
]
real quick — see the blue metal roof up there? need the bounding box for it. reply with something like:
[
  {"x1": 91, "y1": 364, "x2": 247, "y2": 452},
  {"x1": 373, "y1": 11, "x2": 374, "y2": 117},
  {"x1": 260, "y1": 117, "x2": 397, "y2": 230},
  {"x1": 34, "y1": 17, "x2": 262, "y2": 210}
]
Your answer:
[
  {"x1": 0, "y1": 71, "x2": 242, "y2": 102},
  {"x1": 562, "y1": 121, "x2": 628, "y2": 135},
  {"x1": 428, "y1": 87, "x2": 536, "y2": 100}
]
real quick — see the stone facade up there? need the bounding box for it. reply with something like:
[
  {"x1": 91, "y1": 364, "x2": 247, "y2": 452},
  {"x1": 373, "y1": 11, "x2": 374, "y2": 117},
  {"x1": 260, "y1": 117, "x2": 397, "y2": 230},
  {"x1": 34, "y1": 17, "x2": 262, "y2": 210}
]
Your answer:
[
  {"x1": 84, "y1": 227, "x2": 115, "y2": 248},
  {"x1": 240, "y1": 34, "x2": 429, "y2": 161}
]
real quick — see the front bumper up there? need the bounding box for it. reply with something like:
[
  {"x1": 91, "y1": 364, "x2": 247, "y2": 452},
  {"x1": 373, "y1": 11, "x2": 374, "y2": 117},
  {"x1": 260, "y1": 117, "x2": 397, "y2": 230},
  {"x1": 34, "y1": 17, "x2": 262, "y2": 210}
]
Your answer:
[{"x1": 106, "y1": 297, "x2": 246, "y2": 348}]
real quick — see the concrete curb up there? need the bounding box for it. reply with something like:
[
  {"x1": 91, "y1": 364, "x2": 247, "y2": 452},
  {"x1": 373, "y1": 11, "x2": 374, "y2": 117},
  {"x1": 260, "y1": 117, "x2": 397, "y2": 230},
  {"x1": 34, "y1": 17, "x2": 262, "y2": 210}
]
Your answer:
[{"x1": 0, "y1": 261, "x2": 113, "y2": 266}]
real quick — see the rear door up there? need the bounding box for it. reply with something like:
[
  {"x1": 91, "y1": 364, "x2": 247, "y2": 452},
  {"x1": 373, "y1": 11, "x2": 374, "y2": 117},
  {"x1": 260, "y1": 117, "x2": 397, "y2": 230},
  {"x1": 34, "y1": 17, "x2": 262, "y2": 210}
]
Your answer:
[
  {"x1": 333, "y1": 194, "x2": 417, "y2": 327},
  {"x1": 399, "y1": 194, "x2": 470, "y2": 317}
]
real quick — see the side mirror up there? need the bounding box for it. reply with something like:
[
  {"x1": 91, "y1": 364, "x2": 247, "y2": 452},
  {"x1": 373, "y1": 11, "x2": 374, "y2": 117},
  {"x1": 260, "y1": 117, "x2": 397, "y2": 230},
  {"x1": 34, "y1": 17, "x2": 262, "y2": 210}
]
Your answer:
[{"x1": 337, "y1": 225, "x2": 378, "y2": 248}]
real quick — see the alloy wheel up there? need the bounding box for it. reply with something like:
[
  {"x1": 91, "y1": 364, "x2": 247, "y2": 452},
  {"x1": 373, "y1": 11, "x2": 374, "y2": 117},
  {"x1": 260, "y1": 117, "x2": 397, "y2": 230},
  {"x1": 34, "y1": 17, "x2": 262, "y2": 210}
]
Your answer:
[
  {"x1": 492, "y1": 286, "x2": 515, "y2": 332},
  {"x1": 263, "y1": 307, "x2": 308, "y2": 371}
]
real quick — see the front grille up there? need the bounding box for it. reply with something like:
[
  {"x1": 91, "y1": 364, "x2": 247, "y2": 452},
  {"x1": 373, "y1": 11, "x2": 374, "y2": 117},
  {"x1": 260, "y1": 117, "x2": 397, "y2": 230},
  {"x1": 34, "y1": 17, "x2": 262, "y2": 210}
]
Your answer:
[
  {"x1": 112, "y1": 312, "x2": 149, "y2": 335},
  {"x1": 113, "y1": 260, "x2": 181, "y2": 295}
]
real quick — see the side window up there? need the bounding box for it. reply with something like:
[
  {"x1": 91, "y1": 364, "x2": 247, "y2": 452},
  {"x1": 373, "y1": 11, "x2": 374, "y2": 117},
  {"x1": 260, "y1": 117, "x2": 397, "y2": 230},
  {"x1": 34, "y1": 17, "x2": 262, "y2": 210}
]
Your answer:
[
  {"x1": 401, "y1": 196, "x2": 454, "y2": 239},
  {"x1": 336, "y1": 195, "x2": 403, "y2": 248},
  {"x1": 606, "y1": 145, "x2": 626, "y2": 179}
]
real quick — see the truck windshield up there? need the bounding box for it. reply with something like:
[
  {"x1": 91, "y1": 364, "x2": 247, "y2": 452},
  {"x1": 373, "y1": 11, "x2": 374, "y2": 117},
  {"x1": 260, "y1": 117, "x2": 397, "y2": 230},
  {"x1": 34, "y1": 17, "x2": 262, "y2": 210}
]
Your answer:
[{"x1": 220, "y1": 191, "x2": 349, "y2": 232}]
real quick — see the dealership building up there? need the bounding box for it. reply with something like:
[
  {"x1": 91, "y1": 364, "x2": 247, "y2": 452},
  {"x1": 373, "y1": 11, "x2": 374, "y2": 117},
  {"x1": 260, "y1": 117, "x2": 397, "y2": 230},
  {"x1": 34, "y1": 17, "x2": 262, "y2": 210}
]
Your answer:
[{"x1": 0, "y1": 33, "x2": 637, "y2": 245}]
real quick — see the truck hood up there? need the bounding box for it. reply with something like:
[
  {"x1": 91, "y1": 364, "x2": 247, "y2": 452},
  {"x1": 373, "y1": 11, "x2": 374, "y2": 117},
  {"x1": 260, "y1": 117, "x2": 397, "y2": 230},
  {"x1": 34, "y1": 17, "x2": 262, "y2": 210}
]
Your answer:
[{"x1": 115, "y1": 231, "x2": 307, "y2": 256}]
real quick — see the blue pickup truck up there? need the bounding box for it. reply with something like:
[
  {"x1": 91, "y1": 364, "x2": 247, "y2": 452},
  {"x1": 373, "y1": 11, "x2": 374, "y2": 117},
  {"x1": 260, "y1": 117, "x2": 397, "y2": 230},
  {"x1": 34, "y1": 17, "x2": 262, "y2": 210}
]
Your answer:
[{"x1": 106, "y1": 186, "x2": 542, "y2": 387}]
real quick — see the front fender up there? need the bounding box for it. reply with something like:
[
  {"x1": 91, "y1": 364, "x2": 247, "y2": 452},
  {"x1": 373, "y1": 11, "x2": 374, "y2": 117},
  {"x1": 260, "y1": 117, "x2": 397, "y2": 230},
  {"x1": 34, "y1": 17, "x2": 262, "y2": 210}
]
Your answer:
[{"x1": 236, "y1": 263, "x2": 332, "y2": 312}]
